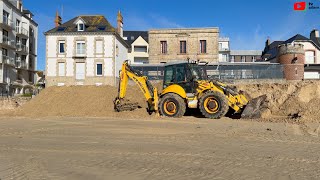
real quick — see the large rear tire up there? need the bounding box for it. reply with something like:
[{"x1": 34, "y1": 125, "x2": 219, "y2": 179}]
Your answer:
[
  {"x1": 159, "y1": 93, "x2": 186, "y2": 118},
  {"x1": 199, "y1": 91, "x2": 229, "y2": 119}
]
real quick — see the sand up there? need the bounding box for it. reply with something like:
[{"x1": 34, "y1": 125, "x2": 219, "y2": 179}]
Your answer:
[
  {"x1": 0, "y1": 116, "x2": 320, "y2": 179},
  {"x1": 237, "y1": 80, "x2": 320, "y2": 122},
  {"x1": 16, "y1": 85, "x2": 153, "y2": 118},
  {"x1": 7, "y1": 80, "x2": 320, "y2": 122}
]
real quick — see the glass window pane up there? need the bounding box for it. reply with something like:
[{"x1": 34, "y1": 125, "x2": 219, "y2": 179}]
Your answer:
[{"x1": 97, "y1": 64, "x2": 103, "y2": 75}]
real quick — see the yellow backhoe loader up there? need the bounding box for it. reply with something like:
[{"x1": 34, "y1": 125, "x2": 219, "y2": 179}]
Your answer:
[{"x1": 114, "y1": 60, "x2": 265, "y2": 119}]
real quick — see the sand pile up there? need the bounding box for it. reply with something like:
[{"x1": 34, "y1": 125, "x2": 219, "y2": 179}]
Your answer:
[
  {"x1": 237, "y1": 81, "x2": 320, "y2": 120},
  {"x1": 16, "y1": 85, "x2": 153, "y2": 118},
  {"x1": 13, "y1": 80, "x2": 320, "y2": 121}
]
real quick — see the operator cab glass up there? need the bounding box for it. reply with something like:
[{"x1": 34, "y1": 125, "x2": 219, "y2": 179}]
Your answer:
[{"x1": 163, "y1": 63, "x2": 206, "y2": 93}]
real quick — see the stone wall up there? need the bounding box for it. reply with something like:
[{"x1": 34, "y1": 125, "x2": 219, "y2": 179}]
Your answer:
[
  {"x1": 0, "y1": 97, "x2": 31, "y2": 110},
  {"x1": 149, "y1": 28, "x2": 219, "y2": 64}
]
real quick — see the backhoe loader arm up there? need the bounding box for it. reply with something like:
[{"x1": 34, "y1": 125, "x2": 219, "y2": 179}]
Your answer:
[{"x1": 114, "y1": 60, "x2": 158, "y2": 112}]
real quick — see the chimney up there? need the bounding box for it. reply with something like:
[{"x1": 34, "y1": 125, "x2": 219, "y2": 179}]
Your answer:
[
  {"x1": 17, "y1": 0, "x2": 23, "y2": 12},
  {"x1": 310, "y1": 29, "x2": 319, "y2": 39},
  {"x1": 265, "y1": 37, "x2": 271, "y2": 51},
  {"x1": 55, "y1": 11, "x2": 62, "y2": 27},
  {"x1": 117, "y1": 10, "x2": 123, "y2": 37}
]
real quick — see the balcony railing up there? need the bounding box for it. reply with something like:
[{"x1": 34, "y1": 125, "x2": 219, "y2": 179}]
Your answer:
[
  {"x1": 2, "y1": 55, "x2": 15, "y2": 66},
  {"x1": 219, "y1": 47, "x2": 230, "y2": 51},
  {"x1": 15, "y1": 60, "x2": 27, "y2": 69},
  {"x1": 16, "y1": 43, "x2": 28, "y2": 53},
  {"x1": 1, "y1": 36, "x2": 15, "y2": 47},
  {"x1": 76, "y1": 49, "x2": 86, "y2": 56},
  {"x1": 16, "y1": 27, "x2": 29, "y2": 36},
  {"x1": 1, "y1": 16, "x2": 14, "y2": 28}
]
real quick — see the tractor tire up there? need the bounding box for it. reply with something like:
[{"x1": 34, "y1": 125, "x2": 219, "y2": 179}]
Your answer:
[
  {"x1": 159, "y1": 93, "x2": 186, "y2": 118},
  {"x1": 199, "y1": 91, "x2": 229, "y2": 119}
]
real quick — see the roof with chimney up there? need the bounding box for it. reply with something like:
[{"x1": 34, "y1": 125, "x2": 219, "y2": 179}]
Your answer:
[
  {"x1": 310, "y1": 30, "x2": 320, "y2": 47},
  {"x1": 123, "y1": 31, "x2": 148, "y2": 45},
  {"x1": 262, "y1": 33, "x2": 320, "y2": 61},
  {"x1": 45, "y1": 15, "x2": 116, "y2": 34}
]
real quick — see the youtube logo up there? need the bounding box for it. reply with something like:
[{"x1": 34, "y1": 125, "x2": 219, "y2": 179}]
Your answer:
[{"x1": 294, "y1": 2, "x2": 307, "y2": 11}]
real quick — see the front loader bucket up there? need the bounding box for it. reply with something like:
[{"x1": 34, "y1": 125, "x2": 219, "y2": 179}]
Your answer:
[{"x1": 241, "y1": 95, "x2": 268, "y2": 119}]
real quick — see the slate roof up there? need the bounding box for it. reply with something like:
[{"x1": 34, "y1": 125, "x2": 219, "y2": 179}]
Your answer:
[
  {"x1": 45, "y1": 15, "x2": 116, "y2": 34},
  {"x1": 23, "y1": 9, "x2": 33, "y2": 16},
  {"x1": 283, "y1": 34, "x2": 309, "y2": 44},
  {"x1": 123, "y1": 31, "x2": 148, "y2": 45},
  {"x1": 262, "y1": 34, "x2": 314, "y2": 61}
]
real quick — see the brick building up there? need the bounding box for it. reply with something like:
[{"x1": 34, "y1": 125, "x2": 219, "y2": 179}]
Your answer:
[
  {"x1": 262, "y1": 29, "x2": 320, "y2": 79},
  {"x1": 148, "y1": 28, "x2": 219, "y2": 64}
]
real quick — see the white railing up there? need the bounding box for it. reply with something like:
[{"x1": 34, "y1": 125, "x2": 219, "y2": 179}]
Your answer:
[
  {"x1": 1, "y1": 36, "x2": 15, "y2": 47},
  {"x1": 76, "y1": 48, "x2": 86, "y2": 56},
  {"x1": 219, "y1": 47, "x2": 230, "y2": 51},
  {"x1": 16, "y1": 43, "x2": 28, "y2": 52},
  {"x1": 1, "y1": 15, "x2": 14, "y2": 28},
  {"x1": 16, "y1": 27, "x2": 29, "y2": 36},
  {"x1": 15, "y1": 60, "x2": 27, "y2": 69},
  {"x1": 2, "y1": 55, "x2": 15, "y2": 66}
]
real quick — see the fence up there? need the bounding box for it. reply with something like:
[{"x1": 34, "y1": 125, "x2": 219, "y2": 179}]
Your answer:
[{"x1": 132, "y1": 63, "x2": 284, "y2": 80}]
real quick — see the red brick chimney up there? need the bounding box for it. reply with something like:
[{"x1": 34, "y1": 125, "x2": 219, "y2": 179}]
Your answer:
[{"x1": 55, "y1": 11, "x2": 62, "y2": 27}]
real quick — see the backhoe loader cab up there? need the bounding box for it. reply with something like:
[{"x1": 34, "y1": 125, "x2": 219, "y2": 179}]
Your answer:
[{"x1": 163, "y1": 62, "x2": 203, "y2": 93}]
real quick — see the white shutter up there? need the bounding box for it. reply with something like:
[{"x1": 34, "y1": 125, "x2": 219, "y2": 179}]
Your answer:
[
  {"x1": 58, "y1": 63, "x2": 65, "y2": 76},
  {"x1": 96, "y1": 40, "x2": 103, "y2": 54},
  {"x1": 76, "y1": 63, "x2": 85, "y2": 80}
]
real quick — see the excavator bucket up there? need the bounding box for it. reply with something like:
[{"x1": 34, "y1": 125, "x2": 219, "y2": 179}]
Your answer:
[
  {"x1": 114, "y1": 98, "x2": 140, "y2": 112},
  {"x1": 241, "y1": 95, "x2": 268, "y2": 119}
]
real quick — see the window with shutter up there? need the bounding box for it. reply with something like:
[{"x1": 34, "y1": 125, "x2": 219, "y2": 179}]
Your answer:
[
  {"x1": 95, "y1": 40, "x2": 103, "y2": 54},
  {"x1": 58, "y1": 62, "x2": 65, "y2": 76}
]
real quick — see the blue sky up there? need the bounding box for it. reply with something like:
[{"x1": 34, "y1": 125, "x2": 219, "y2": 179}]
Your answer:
[{"x1": 23, "y1": 0, "x2": 320, "y2": 70}]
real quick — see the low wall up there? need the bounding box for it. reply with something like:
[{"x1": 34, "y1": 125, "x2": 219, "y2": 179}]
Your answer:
[{"x1": 0, "y1": 97, "x2": 31, "y2": 110}]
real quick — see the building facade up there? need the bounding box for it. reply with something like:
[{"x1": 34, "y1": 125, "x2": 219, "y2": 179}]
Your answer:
[
  {"x1": 123, "y1": 31, "x2": 149, "y2": 64},
  {"x1": 45, "y1": 13, "x2": 128, "y2": 87},
  {"x1": 230, "y1": 50, "x2": 262, "y2": 62},
  {"x1": 0, "y1": 0, "x2": 38, "y2": 95},
  {"x1": 218, "y1": 37, "x2": 230, "y2": 62},
  {"x1": 148, "y1": 28, "x2": 219, "y2": 64},
  {"x1": 262, "y1": 30, "x2": 320, "y2": 79}
]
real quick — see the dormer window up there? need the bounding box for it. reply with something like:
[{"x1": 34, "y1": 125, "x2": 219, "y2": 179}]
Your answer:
[{"x1": 78, "y1": 23, "x2": 84, "y2": 31}]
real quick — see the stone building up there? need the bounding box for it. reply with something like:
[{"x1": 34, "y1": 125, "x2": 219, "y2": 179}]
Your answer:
[
  {"x1": 0, "y1": 0, "x2": 38, "y2": 95},
  {"x1": 45, "y1": 11, "x2": 128, "y2": 87},
  {"x1": 148, "y1": 28, "x2": 219, "y2": 64}
]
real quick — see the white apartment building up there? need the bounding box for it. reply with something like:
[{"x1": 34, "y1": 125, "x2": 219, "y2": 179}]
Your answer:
[
  {"x1": 218, "y1": 37, "x2": 230, "y2": 62},
  {"x1": 0, "y1": 0, "x2": 38, "y2": 95},
  {"x1": 45, "y1": 12, "x2": 128, "y2": 87},
  {"x1": 123, "y1": 31, "x2": 149, "y2": 64}
]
